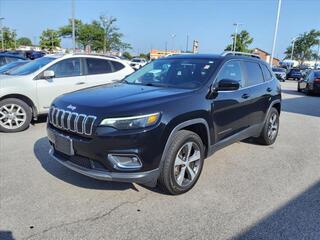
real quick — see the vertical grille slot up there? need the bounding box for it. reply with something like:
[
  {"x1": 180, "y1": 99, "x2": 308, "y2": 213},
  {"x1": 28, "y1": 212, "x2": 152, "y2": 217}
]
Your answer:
[{"x1": 49, "y1": 107, "x2": 96, "y2": 136}]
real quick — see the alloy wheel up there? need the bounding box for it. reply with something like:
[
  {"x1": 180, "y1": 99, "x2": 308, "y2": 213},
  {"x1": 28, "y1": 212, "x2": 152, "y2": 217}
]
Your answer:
[
  {"x1": 174, "y1": 141, "x2": 201, "y2": 187},
  {"x1": 267, "y1": 113, "x2": 278, "y2": 140},
  {"x1": 0, "y1": 104, "x2": 27, "y2": 130}
]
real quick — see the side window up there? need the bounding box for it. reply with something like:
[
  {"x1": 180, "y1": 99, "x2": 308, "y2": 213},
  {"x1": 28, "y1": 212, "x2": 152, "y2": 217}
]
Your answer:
[
  {"x1": 5, "y1": 57, "x2": 16, "y2": 63},
  {"x1": 216, "y1": 61, "x2": 244, "y2": 88},
  {"x1": 86, "y1": 58, "x2": 112, "y2": 75},
  {"x1": 111, "y1": 61, "x2": 125, "y2": 71},
  {"x1": 244, "y1": 61, "x2": 264, "y2": 87},
  {"x1": 48, "y1": 58, "x2": 81, "y2": 78},
  {"x1": 0, "y1": 57, "x2": 6, "y2": 66},
  {"x1": 261, "y1": 64, "x2": 273, "y2": 81}
]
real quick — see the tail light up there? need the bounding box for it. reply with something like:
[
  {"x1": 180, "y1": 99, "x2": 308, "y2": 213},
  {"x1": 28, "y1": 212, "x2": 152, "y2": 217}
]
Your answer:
[{"x1": 314, "y1": 78, "x2": 320, "y2": 83}]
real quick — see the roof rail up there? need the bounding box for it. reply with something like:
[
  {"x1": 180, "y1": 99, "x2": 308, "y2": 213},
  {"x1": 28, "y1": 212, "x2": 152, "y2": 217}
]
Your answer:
[
  {"x1": 72, "y1": 52, "x2": 118, "y2": 58},
  {"x1": 221, "y1": 51, "x2": 261, "y2": 59}
]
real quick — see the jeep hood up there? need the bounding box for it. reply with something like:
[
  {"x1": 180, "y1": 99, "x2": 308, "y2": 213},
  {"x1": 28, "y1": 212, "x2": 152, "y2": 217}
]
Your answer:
[{"x1": 53, "y1": 83, "x2": 194, "y2": 115}]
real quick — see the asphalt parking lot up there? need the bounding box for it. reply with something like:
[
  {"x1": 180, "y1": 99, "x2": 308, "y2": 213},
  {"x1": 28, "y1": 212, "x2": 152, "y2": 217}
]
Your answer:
[{"x1": 0, "y1": 81, "x2": 319, "y2": 240}]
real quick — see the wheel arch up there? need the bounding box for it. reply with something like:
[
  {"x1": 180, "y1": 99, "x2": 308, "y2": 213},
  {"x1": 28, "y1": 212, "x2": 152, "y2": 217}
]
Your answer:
[
  {"x1": 159, "y1": 118, "x2": 211, "y2": 169},
  {"x1": 0, "y1": 94, "x2": 38, "y2": 118}
]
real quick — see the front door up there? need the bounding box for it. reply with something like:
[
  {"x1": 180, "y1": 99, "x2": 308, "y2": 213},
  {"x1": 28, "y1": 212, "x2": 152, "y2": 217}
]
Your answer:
[
  {"x1": 211, "y1": 60, "x2": 252, "y2": 141},
  {"x1": 36, "y1": 57, "x2": 86, "y2": 111}
]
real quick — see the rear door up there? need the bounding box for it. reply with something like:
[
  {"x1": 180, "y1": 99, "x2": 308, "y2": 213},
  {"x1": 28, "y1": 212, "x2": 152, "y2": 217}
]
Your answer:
[
  {"x1": 242, "y1": 61, "x2": 270, "y2": 126},
  {"x1": 211, "y1": 60, "x2": 252, "y2": 141},
  {"x1": 36, "y1": 57, "x2": 86, "y2": 110},
  {"x1": 84, "y1": 58, "x2": 125, "y2": 87}
]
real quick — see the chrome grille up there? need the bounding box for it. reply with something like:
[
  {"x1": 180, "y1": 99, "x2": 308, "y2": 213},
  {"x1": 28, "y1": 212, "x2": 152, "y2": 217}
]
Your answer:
[{"x1": 49, "y1": 107, "x2": 97, "y2": 135}]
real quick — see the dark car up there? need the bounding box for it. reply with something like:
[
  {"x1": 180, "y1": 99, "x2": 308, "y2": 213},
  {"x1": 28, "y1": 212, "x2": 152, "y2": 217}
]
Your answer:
[
  {"x1": 5, "y1": 50, "x2": 45, "y2": 60},
  {"x1": 286, "y1": 68, "x2": 303, "y2": 80},
  {"x1": 0, "y1": 60, "x2": 29, "y2": 74},
  {"x1": 47, "y1": 53, "x2": 281, "y2": 195},
  {"x1": 0, "y1": 54, "x2": 26, "y2": 67},
  {"x1": 272, "y1": 67, "x2": 286, "y2": 82},
  {"x1": 298, "y1": 70, "x2": 320, "y2": 95}
]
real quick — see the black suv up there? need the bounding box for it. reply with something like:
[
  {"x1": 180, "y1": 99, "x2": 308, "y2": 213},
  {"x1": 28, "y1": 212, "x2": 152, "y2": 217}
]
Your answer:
[{"x1": 47, "y1": 53, "x2": 281, "y2": 194}]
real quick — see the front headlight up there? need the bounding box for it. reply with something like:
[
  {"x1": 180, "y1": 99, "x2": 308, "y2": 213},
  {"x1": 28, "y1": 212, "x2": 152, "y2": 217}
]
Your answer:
[{"x1": 100, "y1": 113, "x2": 160, "y2": 129}]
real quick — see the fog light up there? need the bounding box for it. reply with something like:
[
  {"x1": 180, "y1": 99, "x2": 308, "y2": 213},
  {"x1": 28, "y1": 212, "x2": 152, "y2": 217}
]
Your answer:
[{"x1": 108, "y1": 154, "x2": 142, "y2": 170}]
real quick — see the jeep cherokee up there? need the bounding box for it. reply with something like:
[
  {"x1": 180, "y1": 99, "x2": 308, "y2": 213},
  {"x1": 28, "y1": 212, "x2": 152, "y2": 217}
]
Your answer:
[{"x1": 47, "y1": 53, "x2": 281, "y2": 195}]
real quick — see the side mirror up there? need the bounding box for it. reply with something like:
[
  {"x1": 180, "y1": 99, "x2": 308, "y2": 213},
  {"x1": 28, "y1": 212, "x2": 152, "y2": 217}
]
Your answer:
[
  {"x1": 43, "y1": 70, "x2": 55, "y2": 79},
  {"x1": 217, "y1": 79, "x2": 240, "y2": 91}
]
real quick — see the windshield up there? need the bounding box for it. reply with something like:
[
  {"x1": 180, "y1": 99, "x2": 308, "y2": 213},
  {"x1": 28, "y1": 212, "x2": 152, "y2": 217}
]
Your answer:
[
  {"x1": 0, "y1": 61, "x2": 28, "y2": 74},
  {"x1": 124, "y1": 58, "x2": 216, "y2": 89},
  {"x1": 8, "y1": 57, "x2": 55, "y2": 76},
  {"x1": 132, "y1": 59, "x2": 142, "y2": 63}
]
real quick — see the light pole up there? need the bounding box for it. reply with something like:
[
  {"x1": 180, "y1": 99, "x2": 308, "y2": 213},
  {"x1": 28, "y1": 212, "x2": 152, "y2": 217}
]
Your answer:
[
  {"x1": 72, "y1": 0, "x2": 75, "y2": 52},
  {"x1": 186, "y1": 33, "x2": 189, "y2": 52},
  {"x1": 101, "y1": 16, "x2": 108, "y2": 54},
  {"x1": 290, "y1": 37, "x2": 297, "y2": 61},
  {"x1": 316, "y1": 38, "x2": 320, "y2": 69},
  {"x1": 12, "y1": 29, "x2": 17, "y2": 49},
  {"x1": 171, "y1": 33, "x2": 176, "y2": 51},
  {"x1": 51, "y1": 32, "x2": 54, "y2": 51},
  {"x1": 270, "y1": 0, "x2": 282, "y2": 66},
  {"x1": 0, "y1": 17, "x2": 4, "y2": 50},
  {"x1": 233, "y1": 23, "x2": 243, "y2": 53}
]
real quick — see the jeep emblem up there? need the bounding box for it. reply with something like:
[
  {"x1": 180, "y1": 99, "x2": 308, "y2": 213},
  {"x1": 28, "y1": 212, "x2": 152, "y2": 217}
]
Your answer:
[{"x1": 67, "y1": 105, "x2": 76, "y2": 111}]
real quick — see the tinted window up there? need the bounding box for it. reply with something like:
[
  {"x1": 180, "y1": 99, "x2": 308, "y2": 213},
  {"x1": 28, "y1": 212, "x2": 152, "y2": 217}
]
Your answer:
[
  {"x1": 9, "y1": 57, "x2": 55, "y2": 75},
  {"x1": 48, "y1": 58, "x2": 80, "y2": 78},
  {"x1": 125, "y1": 58, "x2": 216, "y2": 89},
  {"x1": 5, "y1": 57, "x2": 17, "y2": 63},
  {"x1": 111, "y1": 61, "x2": 125, "y2": 71},
  {"x1": 0, "y1": 57, "x2": 6, "y2": 66},
  {"x1": 261, "y1": 64, "x2": 273, "y2": 81},
  {"x1": 244, "y1": 61, "x2": 264, "y2": 86},
  {"x1": 87, "y1": 58, "x2": 112, "y2": 74},
  {"x1": 217, "y1": 61, "x2": 244, "y2": 87}
]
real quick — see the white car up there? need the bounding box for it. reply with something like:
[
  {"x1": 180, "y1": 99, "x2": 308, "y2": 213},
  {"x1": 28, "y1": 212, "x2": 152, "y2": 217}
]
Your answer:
[
  {"x1": 130, "y1": 58, "x2": 147, "y2": 70},
  {"x1": 0, "y1": 54, "x2": 134, "y2": 132}
]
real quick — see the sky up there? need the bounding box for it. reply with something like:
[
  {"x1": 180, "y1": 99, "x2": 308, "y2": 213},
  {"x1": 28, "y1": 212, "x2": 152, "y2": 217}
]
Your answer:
[{"x1": 1, "y1": 0, "x2": 320, "y2": 59}]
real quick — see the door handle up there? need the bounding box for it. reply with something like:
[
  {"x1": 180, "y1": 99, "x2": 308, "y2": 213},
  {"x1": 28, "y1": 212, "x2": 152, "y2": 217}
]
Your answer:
[
  {"x1": 75, "y1": 82, "x2": 86, "y2": 85},
  {"x1": 241, "y1": 93, "x2": 250, "y2": 99},
  {"x1": 266, "y1": 87, "x2": 272, "y2": 92}
]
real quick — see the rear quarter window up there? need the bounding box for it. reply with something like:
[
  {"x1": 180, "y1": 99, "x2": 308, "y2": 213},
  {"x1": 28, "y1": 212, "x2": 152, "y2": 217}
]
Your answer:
[
  {"x1": 111, "y1": 61, "x2": 125, "y2": 71},
  {"x1": 261, "y1": 64, "x2": 273, "y2": 81}
]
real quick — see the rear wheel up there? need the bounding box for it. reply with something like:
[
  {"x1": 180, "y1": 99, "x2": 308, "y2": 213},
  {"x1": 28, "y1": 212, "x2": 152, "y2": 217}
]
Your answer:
[
  {"x1": 158, "y1": 130, "x2": 205, "y2": 195},
  {"x1": 255, "y1": 108, "x2": 279, "y2": 145},
  {"x1": 0, "y1": 98, "x2": 32, "y2": 133}
]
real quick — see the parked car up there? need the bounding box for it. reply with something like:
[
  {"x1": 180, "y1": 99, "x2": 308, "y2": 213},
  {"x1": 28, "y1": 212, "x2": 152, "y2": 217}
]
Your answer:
[
  {"x1": 286, "y1": 68, "x2": 303, "y2": 80},
  {"x1": 130, "y1": 58, "x2": 147, "y2": 70},
  {"x1": 5, "y1": 50, "x2": 46, "y2": 60},
  {"x1": 297, "y1": 70, "x2": 320, "y2": 95},
  {"x1": 47, "y1": 53, "x2": 281, "y2": 195},
  {"x1": 0, "y1": 60, "x2": 29, "y2": 74},
  {"x1": 0, "y1": 53, "x2": 27, "y2": 67},
  {"x1": 0, "y1": 54, "x2": 134, "y2": 132},
  {"x1": 272, "y1": 67, "x2": 286, "y2": 82}
]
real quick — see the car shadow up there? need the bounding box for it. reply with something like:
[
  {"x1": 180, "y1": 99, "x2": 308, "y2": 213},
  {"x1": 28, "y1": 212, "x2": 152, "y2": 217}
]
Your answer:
[
  {"x1": 33, "y1": 137, "x2": 137, "y2": 191},
  {"x1": 232, "y1": 180, "x2": 320, "y2": 239}
]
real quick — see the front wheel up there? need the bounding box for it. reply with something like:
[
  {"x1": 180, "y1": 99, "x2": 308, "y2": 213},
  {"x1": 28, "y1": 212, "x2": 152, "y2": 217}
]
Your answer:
[
  {"x1": 158, "y1": 130, "x2": 205, "y2": 195},
  {"x1": 255, "y1": 108, "x2": 279, "y2": 145},
  {"x1": 0, "y1": 98, "x2": 32, "y2": 133}
]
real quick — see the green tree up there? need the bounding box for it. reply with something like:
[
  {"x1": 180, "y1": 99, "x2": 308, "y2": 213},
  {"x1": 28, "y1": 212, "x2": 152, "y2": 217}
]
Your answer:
[
  {"x1": 39, "y1": 29, "x2": 61, "y2": 50},
  {"x1": 139, "y1": 53, "x2": 150, "y2": 60},
  {"x1": 225, "y1": 30, "x2": 253, "y2": 52},
  {"x1": 1, "y1": 27, "x2": 16, "y2": 49},
  {"x1": 17, "y1": 37, "x2": 32, "y2": 46},
  {"x1": 284, "y1": 29, "x2": 320, "y2": 65},
  {"x1": 122, "y1": 51, "x2": 132, "y2": 59},
  {"x1": 59, "y1": 15, "x2": 131, "y2": 52}
]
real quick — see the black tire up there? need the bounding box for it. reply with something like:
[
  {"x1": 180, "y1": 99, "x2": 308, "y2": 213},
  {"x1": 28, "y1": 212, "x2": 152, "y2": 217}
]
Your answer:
[
  {"x1": 255, "y1": 108, "x2": 279, "y2": 145},
  {"x1": 0, "y1": 98, "x2": 32, "y2": 133},
  {"x1": 158, "y1": 130, "x2": 205, "y2": 195},
  {"x1": 297, "y1": 84, "x2": 301, "y2": 92}
]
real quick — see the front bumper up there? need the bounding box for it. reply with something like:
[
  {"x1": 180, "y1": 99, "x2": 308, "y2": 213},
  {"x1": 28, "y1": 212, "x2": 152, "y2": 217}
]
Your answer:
[{"x1": 49, "y1": 148, "x2": 159, "y2": 186}]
